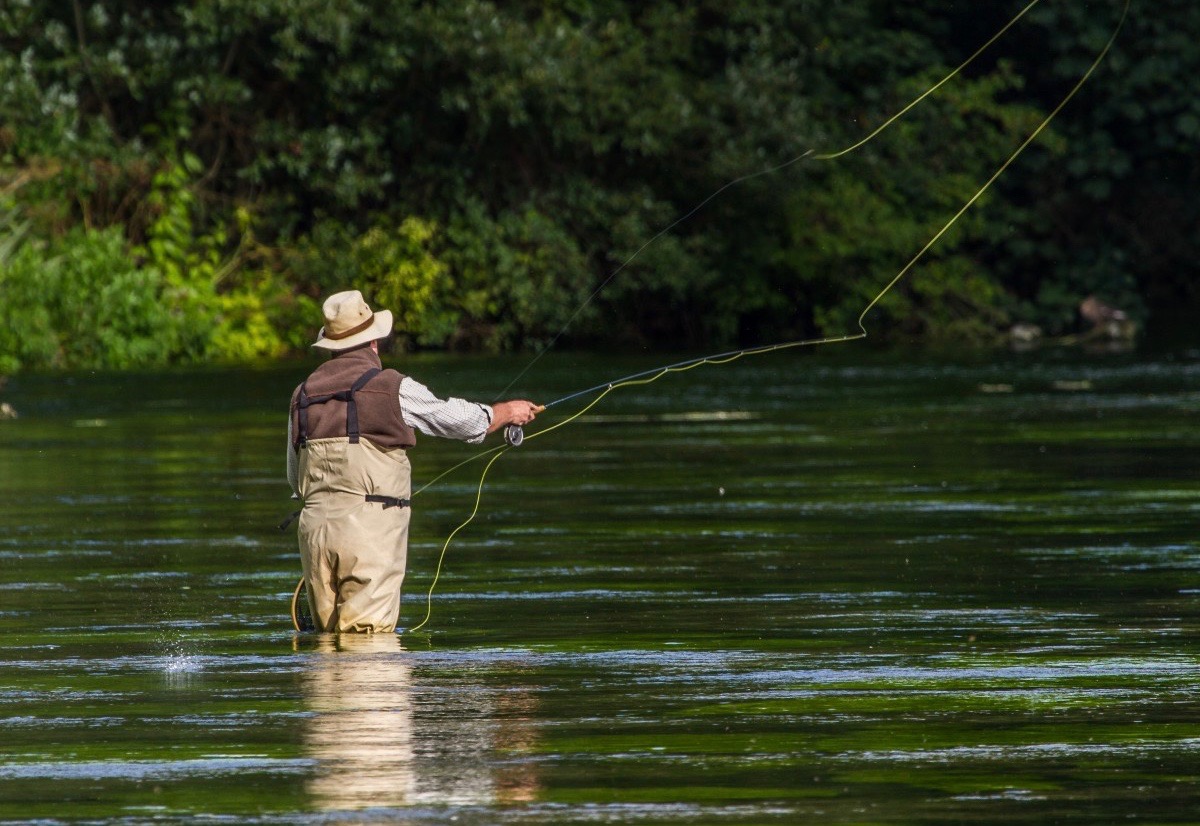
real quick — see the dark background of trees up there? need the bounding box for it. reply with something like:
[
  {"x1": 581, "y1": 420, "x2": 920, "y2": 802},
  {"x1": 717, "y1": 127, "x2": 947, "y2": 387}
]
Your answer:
[{"x1": 1, "y1": 0, "x2": 1195, "y2": 372}]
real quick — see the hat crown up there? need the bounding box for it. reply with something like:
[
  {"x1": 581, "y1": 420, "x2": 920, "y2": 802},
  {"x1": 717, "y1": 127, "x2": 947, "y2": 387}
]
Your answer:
[{"x1": 322, "y1": 290, "x2": 373, "y2": 338}]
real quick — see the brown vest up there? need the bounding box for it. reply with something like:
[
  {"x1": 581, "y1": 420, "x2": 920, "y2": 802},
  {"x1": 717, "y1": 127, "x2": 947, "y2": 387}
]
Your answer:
[{"x1": 290, "y1": 347, "x2": 417, "y2": 450}]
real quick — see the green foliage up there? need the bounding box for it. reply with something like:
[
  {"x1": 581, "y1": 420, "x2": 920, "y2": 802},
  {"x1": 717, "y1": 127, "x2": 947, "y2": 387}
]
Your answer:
[
  {"x1": 0, "y1": 207, "x2": 53, "y2": 374},
  {"x1": 0, "y1": 155, "x2": 295, "y2": 370},
  {"x1": 1, "y1": 0, "x2": 1194, "y2": 374},
  {"x1": 777, "y1": 64, "x2": 1046, "y2": 344},
  {"x1": 130, "y1": 153, "x2": 294, "y2": 363},
  {"x1": 289, "y1": 215, "x2": 457, "y2": 350},
  {"x1": 999, "y1": 0, "x2": 1199, "y2": 330},
  {"x1": 0, "y1": 218, "x2": 179, "y2": 370},
  {"x1": 440, "y1": 197, "x2": 594, "y2": 350},
  {"x1": 350, "y1": 218, "x2": 455, "y2": 349}
]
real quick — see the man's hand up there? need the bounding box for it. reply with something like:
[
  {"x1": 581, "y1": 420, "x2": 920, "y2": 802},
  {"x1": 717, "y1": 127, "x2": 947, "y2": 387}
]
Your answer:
[{"x1": 488, "y1": 400, "x2": 543, "y2": 433}]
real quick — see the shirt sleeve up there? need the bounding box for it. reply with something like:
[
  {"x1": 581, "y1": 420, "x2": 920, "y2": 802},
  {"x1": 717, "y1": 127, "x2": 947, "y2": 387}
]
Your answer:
[
  {"x1": 286, "y1": 415, "x2": 299, "y2": 496},
  {"x1": 399, "y1": 376, "x2": 493, "y2": 445}
]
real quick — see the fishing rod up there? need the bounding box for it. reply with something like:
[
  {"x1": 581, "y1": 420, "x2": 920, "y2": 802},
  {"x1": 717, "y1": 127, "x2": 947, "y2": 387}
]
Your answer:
[{"x1": 498, "y1": 333, "x2": 864, "y2": 447}]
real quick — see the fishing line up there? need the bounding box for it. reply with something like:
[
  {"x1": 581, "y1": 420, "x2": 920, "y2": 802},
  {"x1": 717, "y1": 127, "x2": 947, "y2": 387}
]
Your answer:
[
  {"x1": 406, "y1": 448, "x2": 510, "y2": 633},
  {"x1": 401, "y1": 0, "x2": 1131, "y2": 634},
  {"x1": 493, "y1": 0, "x2": 1049, "y2": 401},
  {"x1": 405, "y1": 377, "x2": 622, "y2": 633},
  {"x1": 404, "y1": 0, "x2": 1131, "y2": 633},
  {"x1": 403, "y1": 0, "x2": 1123, "y2": 633},
  {"x1": 519, "y1": 0, "x2": 1130, "y2": 415}
]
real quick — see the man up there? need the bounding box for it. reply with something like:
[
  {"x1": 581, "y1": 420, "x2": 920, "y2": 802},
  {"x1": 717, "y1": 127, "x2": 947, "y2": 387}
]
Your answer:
[{"x1": 287, "y1": 290, "x2": 540, "y2": 633}]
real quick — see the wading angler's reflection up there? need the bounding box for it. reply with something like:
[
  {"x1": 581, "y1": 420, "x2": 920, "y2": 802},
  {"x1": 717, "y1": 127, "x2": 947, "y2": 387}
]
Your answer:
[{"x1": 300, "y1": 635, "x2": 540, "y2": 811}]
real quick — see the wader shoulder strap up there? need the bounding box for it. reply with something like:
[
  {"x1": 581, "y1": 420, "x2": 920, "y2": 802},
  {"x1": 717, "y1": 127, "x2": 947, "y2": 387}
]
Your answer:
[
  {"x1": 344, "y1": 367, "x2": 381, "y2": 443},
  {"x1": 296, "y1": 367, "x2": 383, "y2": 447}
]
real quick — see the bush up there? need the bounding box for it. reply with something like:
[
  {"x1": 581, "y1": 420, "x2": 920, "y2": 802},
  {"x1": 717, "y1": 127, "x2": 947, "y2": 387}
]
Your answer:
[
  {"x1": 0, "y1": 188, "x2": 298, "y2": 371},
  {"x1": 0, "y1": 222, "x2": 180, "y2": 370},
  {"x1": 287, "y1": 216, "x2": 455, "y2": 350}
]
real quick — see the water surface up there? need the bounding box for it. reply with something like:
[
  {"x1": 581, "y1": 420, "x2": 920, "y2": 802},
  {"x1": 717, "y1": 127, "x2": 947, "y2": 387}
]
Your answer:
[{"x1": 0, "y1": 348, "x2": 1197, "y2": 823}]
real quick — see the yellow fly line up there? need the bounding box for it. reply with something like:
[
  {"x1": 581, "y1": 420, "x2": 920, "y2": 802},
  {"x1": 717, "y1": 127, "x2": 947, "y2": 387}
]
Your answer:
[{"x1": 293, "y1": 0, "x2": 1133, "y2": 634}]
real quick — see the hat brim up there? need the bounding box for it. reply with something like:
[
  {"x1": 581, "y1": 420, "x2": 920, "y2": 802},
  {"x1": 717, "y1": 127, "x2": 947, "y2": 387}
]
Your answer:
[{"x1": 312, "y1": 309, "x2": 394, "y2": 350}]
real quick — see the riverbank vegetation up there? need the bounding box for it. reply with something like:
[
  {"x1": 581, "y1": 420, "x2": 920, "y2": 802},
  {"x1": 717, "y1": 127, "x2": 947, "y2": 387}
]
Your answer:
[{"x1": 1, "y1": 1, "x2": 1196, "y2": 372}]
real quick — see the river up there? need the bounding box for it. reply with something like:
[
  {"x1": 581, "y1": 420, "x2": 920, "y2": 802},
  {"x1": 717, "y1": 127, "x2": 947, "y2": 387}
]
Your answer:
[{"x1": 0, "y1": 347, "x2": 1197, "y2": 823}]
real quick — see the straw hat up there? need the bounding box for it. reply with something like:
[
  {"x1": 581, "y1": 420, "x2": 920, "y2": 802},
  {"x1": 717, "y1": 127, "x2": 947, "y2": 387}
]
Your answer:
[{"x1": 312, "y1": 290, "x2": 394, "y2": 350}]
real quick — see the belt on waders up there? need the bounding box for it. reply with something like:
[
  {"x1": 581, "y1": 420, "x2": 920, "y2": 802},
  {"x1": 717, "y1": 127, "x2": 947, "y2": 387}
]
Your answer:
[{"x1": 278, "y1": 494, "x2": 410, "y2": 531}]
